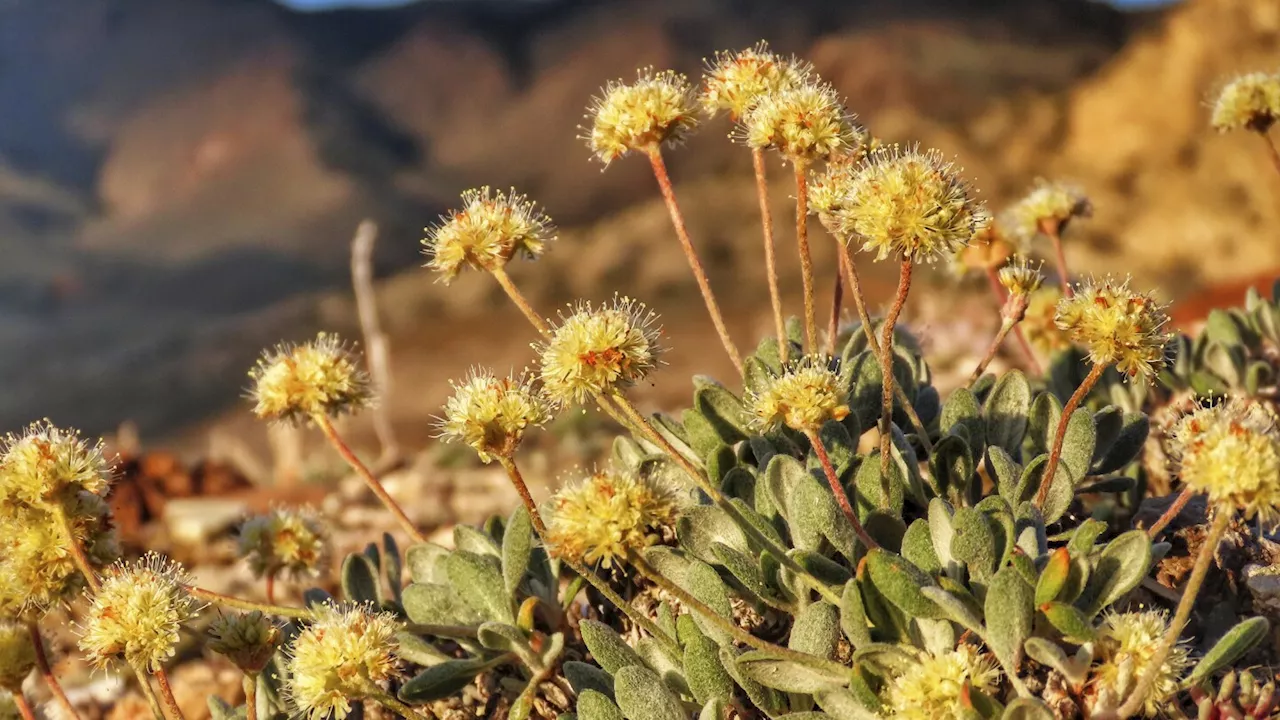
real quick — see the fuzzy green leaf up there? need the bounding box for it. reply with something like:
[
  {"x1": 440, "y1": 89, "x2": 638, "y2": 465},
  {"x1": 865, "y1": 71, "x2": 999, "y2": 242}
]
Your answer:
[
  {"x1": 791, "y1": 601, "x2": 841, "y2": 660},
  {"x1": 930, "y1": 434, "x2": 975, "y2": 500},
  {"x1": 865, "y1": 549, "x2": 944, "y2": 619},
  {"x1": 840, "y1": 581, "x2": 872, "y2": 650},
  {"x1": 942, "y1": 386, "x2": 985, "y2": 452},
  {"x1": 985, "y1": 447, "x2": 1025, "y2": 506},
  {"x1": 919, "y1": 586, "x2": 984, "y2": 636},
  {"x1": 401, "y1": 583, "x2": 482, "y2": 626},
  {"x1": 341, "y1": 553, "x2": 380, "y2": 605},
  {"x1": 695, "y1": 381, "x2": 752, "y2": 444},
  {"x1": 1019, "y1": 455, "x2": 1073, "y2": 524},
  {"x1": 447, "y1": 550, "x2": 513, "y2": 624},
  {"x1": 853, "y1": 450, "x2": 905, "y2": 519},
  {"x1": 950, "y1": 507, "x2": 999, "y2": 580},
  {"x1": 901, "y1": 519, "x2": 942, "y2": 575},
  {"x1": 614, "y1": 665, "x2": 687, "y2": 720},
  {"x1": 454, "y1": 525, "x2": 501, "y2": 558},
  {"x1": 581, "y1": 619, "x2": 647, "y2": 675},
  {"x1": 1187, "y1": 616, "x2": 1270, "y2": 684},
  {"x1": 1035, "y1": 548, "x2": 1072, "y2": 606},
  {"x1": 814, "y1": 687, "x2": 880, "y2": 720},
  {"x1": 684, "y1": 634, "x2": 734, "y2": 705},
  {"x1": 399, "y1": 657, "x2": 493, "y2": 702},
  {"x1": 678, "y1": 506, "x2": 750, "y2": 566},
  {"x1": 578, "y1": 690, "x2": 625, "y2": 720},
  {"x1": 720, "y1": 646, "x2": 788, "y2": 716},
  {"x1": 735, "y1": 652, "x2": 850, "y2": 693},
  {"x1": 503, "y1": 506, "x2": 534, "y2": 596},
  {"x1": 1040, "y1": 602, "x2": 1096, "y2": 643},
  {"x1": 986, "y1": 566, "x2": 1033, "y2": 668},
  {"x1": 1092, "y1": 413, "x2": 1149, "y2": 475},
  {"x1": 712, "y1": 542, "x2": 777, "y2": 605},
  {"x1": 564, "y1": 661, "x2": 615, "y2": 700},
  {"x1": 983, "y1": 370, "x2": 1031, "y2": 453},
  {"x1": 1075, "y1": 530, "x2": 1152, "y2": 617},
  {"x1": 699, "y1": 699, "x2": 726, "y2": 720},
  {"x1": 405, "y1": 543, "x2": 451, "y2": 585}
]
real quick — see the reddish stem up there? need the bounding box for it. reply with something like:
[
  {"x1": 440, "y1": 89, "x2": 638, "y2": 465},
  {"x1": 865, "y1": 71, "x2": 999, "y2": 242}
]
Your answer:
[
  {"x1": 807, "y1": 430, "x2": 879, "y2": 551},
  {"x1": 827, "y1": 260, "x2": 844, "y2": 357},
  {"x1": 1035, "y1": 363, "x2": 1106, "y2": 507},
  {"x1": 315, "y1": 415, "x2": 426, "y2": 544},
  {"x1": 753, "y1": 147, "x2": 789, "y2": 365},
  {"x1": 264, "y1": 574, "x2": 276, "y2": 605},
  {"x1": 27, "y1": 622, "x2": 82, "y2": 720},
  {"x1": 1146, "y1": 487, "x2": 1196, "y2": 539},
  {"x1": 794, "y1": 161, "x2": 817, "y2": 352},
  {"x1": 878, "y1": 260, "x2": 914, "y2": 478}
]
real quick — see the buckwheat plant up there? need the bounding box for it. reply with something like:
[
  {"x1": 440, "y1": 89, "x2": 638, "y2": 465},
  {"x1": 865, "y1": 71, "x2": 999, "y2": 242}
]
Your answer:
[{"x1": 4, "y1": 42, "x2": 1279, "y2": 720}]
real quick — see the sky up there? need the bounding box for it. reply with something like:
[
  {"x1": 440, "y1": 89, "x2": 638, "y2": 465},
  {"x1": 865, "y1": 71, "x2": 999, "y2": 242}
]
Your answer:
[{"x1": 278, "y1": 0, "x2": 1177, "y2": 10}]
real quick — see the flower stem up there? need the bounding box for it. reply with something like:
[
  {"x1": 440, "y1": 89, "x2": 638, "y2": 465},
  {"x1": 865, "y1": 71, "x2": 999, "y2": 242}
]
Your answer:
[
  {"x1": 967, "y1": 319, "x2": 1016, "y2": 386},
  {"x1": 753, "y1": 147, "x2": 789, "y2": 365},
  {"x1": 27, "y1": 622, "x2": 82, "y2": 720},
  {"x1": 1146, "y1": 487, "x2": 1196, "y2": 539},
  {"x1": 154, "y1": 668, "x2": 188, "y2": 720},
  {"x1": 314, "y1": 414, "x2": 426, "y2": 544},
  {"x1": 187, "y1": 586, "x2": 315, "y2": 621},
  {"x1": 264, "y1": 574, "x2": 276, "y2": 605},
  {"x1": 839, "y1": 245, "x2": 933, "y2": 454},
  {"x1": 607, "y1": 392, "x2": 843, "y2": 605},
  {"x1": 53, "y1": 500, "x2": 101, "y2": 592},
  {"x1": 13, "y1": 692, "x2": 36, "y2": 720},
  {"x1": 793, "y1": 160, "x2": 818, "y2": 352},
  {"x1": 1259, "y1": 130, "x2": 1280, "y2": 181},
  {"x1": 1041, "y1": 220, "x2": 1072, "y2": 298},
  {"x1": 827, "y1": 262, "x2": 843, "y2": 357},
  {"x1": 491, "y1": 266, "x2": 551, "y2": 337},
  {"x1": 132, "y1": 666, "x2": 167, "y2": 720},
  {"x1": 1035, "y1": 363, "x2": 1106, "y2": 508},
  {"x1": 244, "y1": 673, "x2": 258, "y2": 720},
  {"x1": 804, "y1": 429, "x2": 879, "y2": 551},
  {"x1": 646, "y1": 146, "x2": 743, "y2": 375},
  {"x1": 878, "y1": 260, "x2": 914, "y2": 478},
  {"x1": 628, "y1": 551, "x2": 847, "y2": 674},
  {"x1": 496, "y1": 455, "x2": 681, "y2": 656},
  {"x1": 1111, "y1": 510, "x2": 1232, "y2": 720}
]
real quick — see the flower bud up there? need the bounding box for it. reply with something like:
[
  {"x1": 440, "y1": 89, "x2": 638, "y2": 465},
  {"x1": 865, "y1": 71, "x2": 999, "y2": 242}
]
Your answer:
[{"x1": 208, "y1": 611, "x2": 282, "y2": 675}]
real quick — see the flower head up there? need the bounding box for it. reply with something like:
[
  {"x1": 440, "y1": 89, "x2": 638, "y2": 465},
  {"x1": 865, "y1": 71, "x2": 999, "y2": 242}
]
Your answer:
[
  {"x1": 837, "y1": 146, "x2": 988, "y2": 264},
  {"x1": 436, "y1": 369, "x2": 555, "y2": 462},
  {"x1": 1169, "y1": 398, "x2": 1280, "y2": 524},
  {"x1": 1055, "y1": 278, "x2": 1170, "y2": 380},
  {"x1": 287, "y1": 604, "x2": 401, "y2": 720},
  {"x1": 545, "y1": 468, "x2": 682, "y2": 568},
  {"x1": 741, "y1": 79, "x2": 860, "y2": 163},
  {"x1": 78, "y1": 554, "x2": 202, "y2": 672},
  {"x1": 701, "y1": 42, "x2": 810, "y2": 120},
  {"x1": 1211, "y1": 72, "x2": 1280, "y2": 133},
  {"x1": 0, "y1": 492, "x2": 118, "y2": 616},
  {"x1": 998, "y1": 258, "x2": 1044, "y2": 297},
  {"x1": 249, "y1": 333, "x2": 373, "y2": 424},
  {"x1": 423, "y1": 187, "x2": 555, "y2": 282},
  {"x1": 1088, "y1": 611, "x2": 1191, "y2": 717},
  {"x1": 748, "y1": 356, "x2": 849, "y2": 432},
  {"x1": 0, "y1": 622, "x2": 35, "y2": 693},
  {"x1": 586, "y1": 69, "x2": 698, "y2": 165},
  {"x1": 884, "y1": 644, "x2": 1001, "y2": 720},
  {"x1": 208, "y1": 611, "x2": 283, "y2": 674},
  {"x1": 955, "y1": 223, "x2": 1018, "y2": 276},
  {"x1": 808, "y1": 154, "x2": 860, "y2": 238},
  {"x1": 1022, "y1": 287, "x2": 1072, "y2": 355},
  {"x1": 237, "y1": 507, "x2": 330, "y2": 580},
  {"x1": 538, "y1": 297, "x2": 663, "y2": 403},
  {"x1": 0, "y1": 421, "x2": 111, "y2": 505},
  {"x1": 1004, "y1": 179, "x2": 1092, "y2": 244}
]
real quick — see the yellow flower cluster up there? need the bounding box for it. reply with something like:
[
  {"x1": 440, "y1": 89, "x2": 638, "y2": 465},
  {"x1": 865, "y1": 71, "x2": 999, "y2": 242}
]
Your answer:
[
  {"x1": 1021, "y1": 287, "x2": 1072, "y2": 355},
  {"x1": 249, "y1": 333, "x2": 374, "y2": 424},
  {"x1": 1088, "y1": 611, "x2": 1191, "y2": 718},
  {"x1": 0, "y1": 421, "x2": 111, "y2": 505},
  {"x1": 538, "y1": 297, "x2": 664, "y2": 403},
  {"x1": 1054, "y1": 277, "x2": 1170, "y2": 380},
  {"x1": 423, "y1": 186, "x2": 555, "y2": 282},
  {"x1": 748, "y1": 356, "x2": 850, "y2": 432},
  {"x1": 741, "y1": 79, "x2": 860, "y2": 164},
  {"x1": 586, "y1": 69, "x2": 699, "y2": 164},
  {"x1": 834, "y1": 146, "x2": 988, "y2": 264},
  {"x1": 0, "y1": 483, "x2": 118, "y2": 616},
  {"x1": 237, "y1": 507, "x2": 331, "y2": 580},
  {"x1": 884, "y1": 644, "x2": 1001, "y2": 720},
  {"x1": 1003, "y1": 179, "x2": 1092, "y2": 243},
  {"x1": 78, "y1": 554, "x2": 202, "y2": 672},
  {"x1": 287, "y1": 604, "x2": 401, "y2": 720},
  {"x1": 701, "y1": 42, "x2": 810, "y2": 121},
  {"x1": 1211, "y1": 71, "x2": 1280, "y2": 133},
  {"x1": 1170, "y1": 398, "x2": 1280, "y2": 525},
  {"x1": 998, "y1": 257, "x2": 1045, "y2": 298},
  {"x1": 545, "y1": 468, "x2": 682, "y2": 568},
  {"x1": 437, "y1": 369, "x2": 554, "y2": 462}
]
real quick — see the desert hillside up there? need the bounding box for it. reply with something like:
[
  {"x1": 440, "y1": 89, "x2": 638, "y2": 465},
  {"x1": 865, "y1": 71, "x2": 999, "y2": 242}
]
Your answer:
[{"x1": 0, "y1": 0, "x2": 1275, "y2": 443}]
